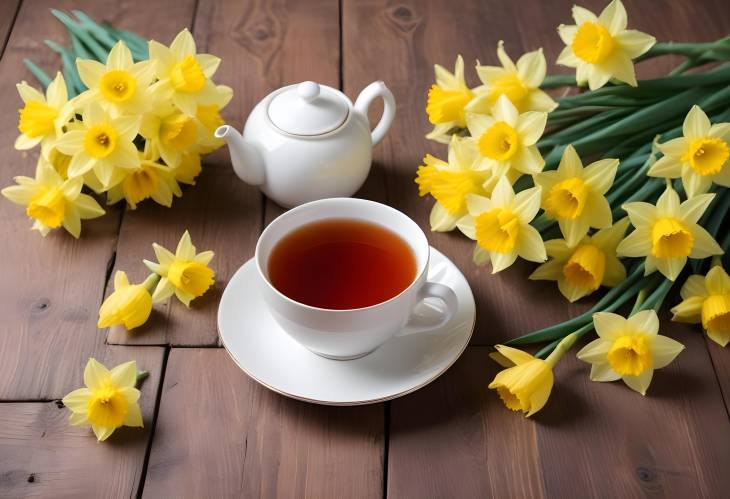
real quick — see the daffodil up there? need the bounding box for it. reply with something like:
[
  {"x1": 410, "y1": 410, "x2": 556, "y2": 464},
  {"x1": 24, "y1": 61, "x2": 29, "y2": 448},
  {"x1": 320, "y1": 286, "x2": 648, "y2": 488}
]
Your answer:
[
  {"x1": 577, "y1": 310, "x2": 684, "y2": 395},
  {"x1": 106, "y1": 147, "x2": 182, "y2": 209},
  {"x1": 533, "y1": 145, "x2": 618, "y2": 246},
  {"x1": 54, "y1": 103, "x2": 141, "y2": 189},
  {"x1": 530, "y1": 217, "x2": 630, "y2": 302},
  {"x1": 196, "y1": 84, "x2": 233, "y2": 153},
  {"x1": 617, "y1": 184, "x2": 723, "y2": 281},
  {"x1": 172, "y1": 152, "x2": 202, "y2": 185},
  {"x1": 466, "y1": 41, "x2": 557, "y2": 115},
  {"x1": 98, "y1": 271, "x2": 157, "y2": 330},
  {"x1": 15, "y1": 72, "x2": 70, "y2": 157},
  {"x1": 1, "y1": 159, "x2": 105, "y2": 237},
  {"x1": 143, "y1": 230, "x2": 215, "y2": 306},
  {"x1": 456, "y1": 176, "x2": 545, "y2": 273},
  {"x1": 671, "y1": 264, "x2": 730, "y2": 347},
  {"x1": 140, "y1": 103, "x2": 199, "y2": 168},
  {"x1": 415, "y1": 135, "x2": 495, "y2": 231},
  {"x1": 557, "y1": 0, "x2": 655, "y2": 90},
  {"x1": 148, "y1": 29, "x2": 221, "y2": 116},
  {"x1": 649, "y1": 105, "x2": 730, "y2": 198},
  {"x1": 489, "y1": 332, "x2": 578, "y2": 416},
  {"x1": 466, "y1": 95, "x2": 547, "y2": 179},
  {"x1": 76, "y1": 41, "x2": 155, "y2": 116},
  {"x1": 425, "y1": 55, "x2": 473, "y2": 143},
  {"x1": 62, "y1": 358, "x2": 143, "y2": 441},
  {"x1": 47, "y1": 148, "x2": 73, "y2": 179}
]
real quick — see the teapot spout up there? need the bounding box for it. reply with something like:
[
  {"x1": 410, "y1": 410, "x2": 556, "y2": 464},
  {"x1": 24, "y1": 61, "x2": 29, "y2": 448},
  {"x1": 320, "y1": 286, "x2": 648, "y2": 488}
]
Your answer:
[{"x1": 215, "y1": 125, "x2": 266, "y2": 186}]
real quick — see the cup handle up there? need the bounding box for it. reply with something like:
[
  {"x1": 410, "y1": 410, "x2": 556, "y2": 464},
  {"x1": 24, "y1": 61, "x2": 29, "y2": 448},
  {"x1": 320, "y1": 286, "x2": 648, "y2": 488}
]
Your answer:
[{"x1": 395, "y1": 282, "x2": 458, "y2": 337}]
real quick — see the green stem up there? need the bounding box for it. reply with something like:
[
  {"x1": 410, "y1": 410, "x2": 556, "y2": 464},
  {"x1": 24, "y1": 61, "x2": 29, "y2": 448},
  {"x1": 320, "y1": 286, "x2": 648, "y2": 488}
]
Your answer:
[
  {"x1": 22, "y1": 59, "x2": 52, "y2": 88},
  {"x1": 544, "y1": 331, "x2": 580, "y2": 368},
  {"x1": 142, "y1": 273, "x2": 160, "y2": 291},
  {"x1": 136, "y1": 370, "x2": 149, "y2": 385},
  {"x1": 630, "y1": 288, "x2": 649, "y2": 315}
]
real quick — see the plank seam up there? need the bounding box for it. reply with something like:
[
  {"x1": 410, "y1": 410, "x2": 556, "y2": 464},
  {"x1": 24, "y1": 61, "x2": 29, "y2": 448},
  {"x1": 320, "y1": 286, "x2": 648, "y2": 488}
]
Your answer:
[
  {"x1": 701, "y1": 337, "x2": 730, "y2": 420},
  {"x1": 136, "y1": 345, "x2": 171, "y2": 499},
  {"x1": 382, "y1": 400, "x2": 390, "y2": 499},
  {"x1": 0, "y1": 0, "x2": 21, "y2": 62}
]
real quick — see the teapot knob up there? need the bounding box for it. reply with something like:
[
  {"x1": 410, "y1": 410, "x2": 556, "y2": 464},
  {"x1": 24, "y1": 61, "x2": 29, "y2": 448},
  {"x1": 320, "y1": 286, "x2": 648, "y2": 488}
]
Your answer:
[{"x1": 297, "y1": 81, "x2": 320, "y2": 103}]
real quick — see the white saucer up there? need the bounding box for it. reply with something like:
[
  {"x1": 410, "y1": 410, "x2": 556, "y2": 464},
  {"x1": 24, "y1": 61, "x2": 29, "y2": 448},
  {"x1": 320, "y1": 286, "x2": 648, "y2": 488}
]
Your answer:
[{"x1": 217, "y1": 247, "x2": 475, "y2": 405}]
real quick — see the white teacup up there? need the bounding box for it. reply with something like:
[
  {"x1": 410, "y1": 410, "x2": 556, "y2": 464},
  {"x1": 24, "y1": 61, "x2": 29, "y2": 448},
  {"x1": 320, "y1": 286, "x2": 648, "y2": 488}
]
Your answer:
[{"x1": 255, "y1": 198, "x2": 458, "y2": 360}]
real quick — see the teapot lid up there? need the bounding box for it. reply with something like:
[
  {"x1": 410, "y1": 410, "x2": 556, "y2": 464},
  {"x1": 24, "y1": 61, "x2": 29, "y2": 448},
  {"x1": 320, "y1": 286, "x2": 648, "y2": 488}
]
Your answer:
[{"x1": 267, "y1": 82, "x2": 348, "y2": 136}]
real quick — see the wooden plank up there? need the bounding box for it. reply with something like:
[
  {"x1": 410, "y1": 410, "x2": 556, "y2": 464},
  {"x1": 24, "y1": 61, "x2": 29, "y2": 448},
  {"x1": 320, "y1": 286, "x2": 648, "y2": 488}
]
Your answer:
[
  {"x1": 390, "y1": 336, "x2": 730, "y2": 498},
  {"x1": 0, "y1": 0, "x2": 19, "y2": 59},
  {"x1": 0, "y1": 0, "x2": 194, "y2": 400},
  {"x1": 143, "y1": 348, "x2": 384, "y2": 498},
  {"x1": 388, "y1": 348, "x2": 545, "y2": 498},
  {"x1": 341, "y1": 0, "x2": 590, "y2": 346},
  {"x1": 108, "y1": 0, "x2": 341, "y2": 345},
  {"x1": 0, "y1": 346, "x2": 165, "y2": 498}
]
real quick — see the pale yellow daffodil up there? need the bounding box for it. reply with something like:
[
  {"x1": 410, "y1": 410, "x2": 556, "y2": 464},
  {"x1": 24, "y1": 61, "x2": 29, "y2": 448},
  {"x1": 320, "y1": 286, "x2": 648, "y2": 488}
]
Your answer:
[
  {"x1": 196, "y1": 84, "x2": 233, "y2": 153},
  {"x1": 1, "y1": 159, "x2": 104, "y2": 237},
  {"x1": 15, "y1": 72, "x2": 70, "y2": 158},
  {"x1": 143, "y1": 230, "x2": 215, "y2": 306},
  {"x1": 106, "y1": 146, "x2": 182, "y2": 209},
  {"x1": 671, "y1": 264, "x2": 730, "y2": 347},
  {"x1": 148, "y1": 29, "x2": 221, "y2": 116},
  {"x1": 425, "y1": 55, "x2": 474, "y2": 144},
  {"x1": 54, "y1": 102, "x2": 141, "y2": 189},
  {"x1": 617, "y1": 184, "x2": 723, "y2": 281},
  {"x1": 533, "y1": 145, "x2": 618, "y2": 247},
  {"x1": 140, "y1": 102, "x2": 199, "y2": 168},
  {"x1": 467, "y1": 41, "x2": 557, "y2": 115},
  {"x1": 649, "y1": 105, "x2": 730, "y2": 198},
  {"x1": 62, "y1": 358, "x2": 143, "y2": 441},
  {"x1": 456, "y1": 176, "x2": 545, "y2": 273},
  {"x1": 557, "y1": 0, "x2": 655, "y2": 90},
  {"x1": 489, "y1": 333, "x2": 578, "y2": 416},
  {"x1": 415, "y1": 135, "x2": 496, "y2": 232},
  {"x1": 172, "y1": 152, "x2": 202, "y2": 185},
  {"x1": 98, "y1": 271, "x2": 157, "y2": 330},
  {"x1": 466, "y1": 95, "x2": 547, "y2": 180},
  {"x1": 530, "y1": 217, "x2": 630, "y2": 302},
  {"x1": 577, "y1": 310, "x2": 684, "y2": 395},
  {"x1": 76, "y1": 41, "x2": 155, "y2": 117}
]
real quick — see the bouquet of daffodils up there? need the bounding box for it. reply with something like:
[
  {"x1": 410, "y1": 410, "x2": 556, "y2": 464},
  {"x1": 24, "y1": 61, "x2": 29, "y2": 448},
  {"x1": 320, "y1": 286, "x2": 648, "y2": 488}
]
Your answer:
[
  {"x1": 2, "y1": 10, "x2": 231, "y2": 238},
  {"x1": 417, "y1": 0, "x2": 730, "y2": 414}
]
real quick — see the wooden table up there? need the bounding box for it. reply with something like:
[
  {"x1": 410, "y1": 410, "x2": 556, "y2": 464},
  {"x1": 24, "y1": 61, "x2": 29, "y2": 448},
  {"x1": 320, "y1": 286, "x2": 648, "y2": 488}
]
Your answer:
[{"x1": 1, "y1": 0, "x2": 729, "y2": 497}]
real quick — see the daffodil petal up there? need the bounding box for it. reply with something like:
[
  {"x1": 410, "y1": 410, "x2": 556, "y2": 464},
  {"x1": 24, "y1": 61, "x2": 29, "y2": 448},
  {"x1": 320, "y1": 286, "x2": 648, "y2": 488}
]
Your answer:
[
  {"x1": 516, "y1": 48, "x2": 546, "y2": 88},
  {"x1": 593, "y1": 312, "x2": 625, "y2": 340},
  {"x1": 516, "y1": 111, "x2": 547, "y2": 146},
  {"x1": 110, "y1": 360, "x2": 137, "y2": 388},
  {"x1": 557, "y1": 277, "x2": 591, "y2": 302},
  {"x1": 622, "y1": 369, "x2": 653, "y2": 395},
  {"x1": 648, "y1": 155, "x2": 682, "y2": 178},
  {"x1": 670, "y1": 296, "x2": 704, "y2": 323},
  {"x1": 655, "y1": 256, "x2": 687, "y2": 281},
  {"x1": 122, "y1": 401, "x2": 144, "y2": 427},
  {"x1": 62, "y1": 387, "x2": 92, "y2": 413},
  {"x1": 494, "y1": 345, "x2": 535, "y2": 365},
  {"x1": 683, "y1": 105, "x2": 711, "y2": 140},
  {"x1": 430, "y1": 202, "x2": 460, "y2": 232},
  {"x1": 516, "y1": 225, "x2": 546, "y2": 263},
  {"x1": 92, "y1": 424, "x2": 115, "y2": 442},
  {"x1": 576, "y1": 337, "x2": 612, "y2": 363},
  {"x1": 529, "y1": 259, "x2": 563, "y2": 281},
  {"x1": 589, "y1": 362, "x2": 622, "y2": 382},
  {"x1": 613, "y1": 29, "x2": 656, "y2": 58},
  {"x1": 84, "y1": 358, "x2": 111, "y2": 390},
  {"x1": 706, "y1": 266, "x2": 730, "y2": 294},
  {"x1": 680, "y1": 274, "x2": 708, "y2": 299},
  {"x1": 689, "y1": 225, "x2": 723, "y2": 259},
  {"x1": 598, "y1": 0, "x2": 627, "y2": 34},
  {"x1": 490, "y1": 251, "x2": 518, "y2": 273},
  {"x1": 628, "y1": 309, "x2": 660, "y2": 336}
]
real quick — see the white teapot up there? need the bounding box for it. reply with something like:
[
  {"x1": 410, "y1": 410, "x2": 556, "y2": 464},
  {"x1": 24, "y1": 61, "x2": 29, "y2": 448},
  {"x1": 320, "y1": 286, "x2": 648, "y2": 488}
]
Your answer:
[{"x1": 215, "y1": 81, "x2": 395, "y2": 208}]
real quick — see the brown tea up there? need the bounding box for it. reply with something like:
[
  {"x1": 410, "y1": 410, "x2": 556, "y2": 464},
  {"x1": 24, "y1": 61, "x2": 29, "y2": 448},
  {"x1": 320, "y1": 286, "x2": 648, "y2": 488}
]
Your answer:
[{"x1": 267, "y1": 219, "x2": 417, "y2": 310}]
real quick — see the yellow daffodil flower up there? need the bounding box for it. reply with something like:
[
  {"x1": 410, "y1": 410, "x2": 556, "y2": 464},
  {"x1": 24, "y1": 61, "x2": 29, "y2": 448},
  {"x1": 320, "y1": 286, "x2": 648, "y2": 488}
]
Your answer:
[
  {"x1": 671, "y1": 264, "x2": 730, "y2": 347},
  {"x1": 1, "y1": 159, "x2": 104, "y2": 237},
  {"x1": 54, "y1": 102, "x2": 141, "y2": 189},
  {"x1": 76, "y1": 41, "x2": 155, "y2": 117},
  {"x1": 533, "y1": 145, "x2": 618, "y2": 247},
  {"x1": 140, "y1": 103, "x2": 199, "y2": 168},
  {"x1": 15, "y1": 72, "x2": 70, "y2": 157},
  {"x1": 425, "y1": 55, "x2": 473, "y2": 144},
  {"x1": 577, "y1": 310, "x2": 684, "y2": 395},
  {"x1": 172, "y1": 152, "x2": 202, "y2": 185},
  {"x1": 143, "y1": 230, "x2": 215, "y2": 306},
  {"x1": 148, "y1": 29, "x2": 221, "y2": 116},
  {"x1": 489, "y1": 333, "x2": 578, "y2": 416},
  {"x1": 106, "y1": 147, "x2": 182, "y2": 209},
  {"x1": 415, "y1": 135, "x2": 495, "y2": 232},
  {"x1": 530, "y1": 217, "x2": 630, "y2": 302},
  {"x1": 456, "y1": 176, "x2": 545, "y2": 273},
  {"x1": 466, "y1": 95, "x2": 547, "y2": 179},
  {"x1": 196, "y1": 84, "x2": 233, "y2": 153},
  {"x1": 62, "y1": 358, "x2": 143, "y2": 441},
  {"x1": 98, "y1": 271, "x2": 157, "y2": 330},
  {"x1": 47, "y1": 148, "x2": 73, "y2": 179},
  {"x1": 617, "y1": 184, "x2": 723, "y2": 281},
  {"x1": 557, "y1": 0, "x2": 655, "y2": 90},
  {"x1": 649, "y1": 105, "x2": 730, "y2": 198},
  {"x1": 466, "y1": 41, "x2": 557, "y2": 115}
]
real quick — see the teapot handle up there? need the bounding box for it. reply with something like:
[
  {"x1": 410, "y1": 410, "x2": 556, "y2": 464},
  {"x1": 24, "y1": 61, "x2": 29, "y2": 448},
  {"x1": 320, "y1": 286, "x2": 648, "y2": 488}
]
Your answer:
[{"x1": 354, "y1": 81, "x2": 396, "y2": 146}]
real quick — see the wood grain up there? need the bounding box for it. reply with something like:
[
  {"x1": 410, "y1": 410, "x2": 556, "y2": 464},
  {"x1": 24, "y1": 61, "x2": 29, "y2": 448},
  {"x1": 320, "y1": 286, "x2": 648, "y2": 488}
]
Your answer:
[
  {"x1": 0, "y1": 0, "x2": 194, "y2": 400},
  {"x1": 0, "y1": 0, "x2": 19, "y2": 58},
  {"x1": 0, "y1": 346, "x2": 165, "y2": 498},
  {"x1": 108, "y1": 0, "x2": 341, "y2": 346},
  {"x1": 143, "y1": 349, "x2": 384, "y2": 498}
]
